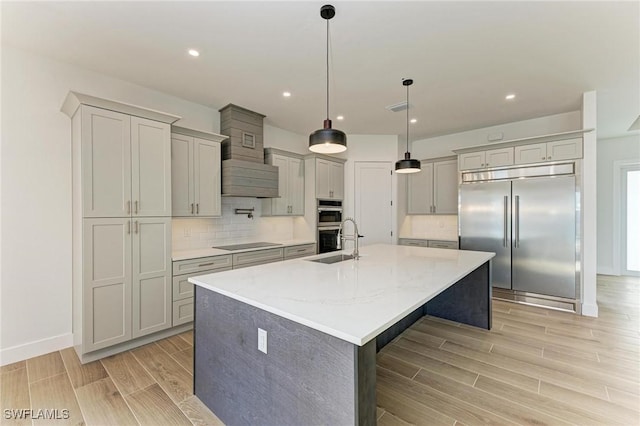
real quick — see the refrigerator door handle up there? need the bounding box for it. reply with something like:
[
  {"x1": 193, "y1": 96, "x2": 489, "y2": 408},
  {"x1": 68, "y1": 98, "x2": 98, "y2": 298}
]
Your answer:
[
  {"x1": 503, "y1": 196, "x2": 508, "y2": 247},
  {"x1": 514, "y1": 195, "x2": 520, "y2": 248}
]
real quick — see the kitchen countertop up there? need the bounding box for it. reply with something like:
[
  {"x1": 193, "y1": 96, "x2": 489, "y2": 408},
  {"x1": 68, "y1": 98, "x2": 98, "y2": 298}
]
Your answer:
[
  {"x1": 189, "y1": 244, "x2": 494, "y2": 345},
  {"x1": 172, "y1": 239, "x2": 316, "y2": 261}
]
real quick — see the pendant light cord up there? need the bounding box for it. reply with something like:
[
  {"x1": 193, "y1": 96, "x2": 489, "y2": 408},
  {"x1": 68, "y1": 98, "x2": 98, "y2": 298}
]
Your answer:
[
  {"x1": 326, "y1": 18, "x2": 330, "y2": 120},
  {"x1": 406, "y1": 82, "x2": 410, "y2": 152}
]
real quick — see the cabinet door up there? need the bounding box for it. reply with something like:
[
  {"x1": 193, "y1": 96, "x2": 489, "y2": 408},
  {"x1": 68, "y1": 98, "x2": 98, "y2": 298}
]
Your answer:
[
  {"x1": 407, "y1": 162, "x2": 433, "y2": 214},
  {"x1": 272, "y1": 154, "x2": 290, "y2": 215},
  {"x1": 83, "y1": 218, "x2": 132, "y2": 352},
  {"x1": 485, "y1": 147, "x2": 514, "y2": 168},
  {"x1": 514, "y1": 143, "x2": 547, "y2": 165},
  {"x1": 171, "y1": 134, "x2": 194, "y2": 216},
  {"x1": 433, "y1": 159, "x2": 458, "y2": 214},
  {"x1": 81, "y1": 106, "x2": 131, "y2": 217},
  {"x1": 547, "y1": 138, "x2": 582, "y2": 161},
  {"x1": 316, "y1": 159, "x2": 331, "y2": 199},
  {"x1": 458, "y1": 152, "x2": 485, "y2": 170},
  {"x1": 329, "y1": 162, "x2": 345, "y2": 199},
  {"x1": 194, "y1": 138, "x2": 221, "y2": 216},
  {"x1": 289, "y1": 157, "x2": 305, "y2": 215},
  {"x1": 132, "y1": 217, "x2": 172, "y2": 338},
  {"x1": 131, "y1": 117, "x2": 172, "y2": 217}
]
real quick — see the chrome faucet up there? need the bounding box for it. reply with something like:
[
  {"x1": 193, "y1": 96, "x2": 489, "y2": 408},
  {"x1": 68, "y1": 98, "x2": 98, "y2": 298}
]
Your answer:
[{"x1": 336, "y1": 217, "x2": 361, "y2": 260}]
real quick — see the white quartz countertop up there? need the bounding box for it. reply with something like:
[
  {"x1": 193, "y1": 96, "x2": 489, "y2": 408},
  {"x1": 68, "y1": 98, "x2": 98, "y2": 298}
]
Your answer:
[
  {"x1": 172, "y1": 239, "x2": 316, "y2": 261},
  {"x1": 189, "y1": 244, "x2": 495, "y2": 346}
]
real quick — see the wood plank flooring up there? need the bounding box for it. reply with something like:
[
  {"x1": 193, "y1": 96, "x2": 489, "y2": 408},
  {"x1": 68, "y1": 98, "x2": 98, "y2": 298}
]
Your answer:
[
  {"x1": 1, "y1": 275, "x2": 638, "y2": 425},
  {"x1": 377, "y1": 274, "x2": 640, "y2": 425}
]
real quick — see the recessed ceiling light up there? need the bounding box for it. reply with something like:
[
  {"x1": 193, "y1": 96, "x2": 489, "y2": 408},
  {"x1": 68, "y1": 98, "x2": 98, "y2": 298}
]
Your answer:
[
  {"x1": 336, "y1": 115, "x2": 344, "y2": 120},
  {"x1": 505, "y1": 94, "x2": 516, "y2": 100},
  {"x1": 188, "y1": 49, "x2": 200, "y2": 57},
  {"x1": 283, "y1": 92, "x2": 291, "y2": 97},
  {"x1": 410, "y1": 118, "x2": 417, "y2": 123}
]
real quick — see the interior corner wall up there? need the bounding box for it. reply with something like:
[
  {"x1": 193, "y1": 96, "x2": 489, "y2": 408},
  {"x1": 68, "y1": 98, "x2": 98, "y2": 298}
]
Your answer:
[
  {"x1": 596, "y1": 134, "x2": 640, "y2": 275},
  {"x1": 0, "y1": 46, "x2": 221, "y2": 364}
]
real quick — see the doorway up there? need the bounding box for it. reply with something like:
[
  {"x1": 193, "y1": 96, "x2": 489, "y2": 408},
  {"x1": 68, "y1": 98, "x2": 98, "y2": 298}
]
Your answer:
[
  {"x1": 354, "y1": 162, "x2": 393, "y2": 246},
  {"x1": 621, "y1": 165, "x2": 640, "y2": 276}
]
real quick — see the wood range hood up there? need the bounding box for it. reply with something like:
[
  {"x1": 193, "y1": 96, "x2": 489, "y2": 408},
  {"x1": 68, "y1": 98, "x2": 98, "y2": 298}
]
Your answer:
[{"x1": 219, "y1": 104, "x2": 279, "y2": 198}]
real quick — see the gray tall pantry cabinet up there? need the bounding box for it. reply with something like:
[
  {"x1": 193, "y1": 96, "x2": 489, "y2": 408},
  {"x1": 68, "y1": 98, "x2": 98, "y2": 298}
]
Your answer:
[{"x1": 62, "y1": 92, "x2": 180, "y2": 363}]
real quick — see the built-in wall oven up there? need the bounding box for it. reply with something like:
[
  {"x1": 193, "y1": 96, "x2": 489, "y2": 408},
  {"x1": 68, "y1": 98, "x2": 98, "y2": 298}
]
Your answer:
[{"x1": 317, "y1": 199, "x2": 343, "y2": 253}]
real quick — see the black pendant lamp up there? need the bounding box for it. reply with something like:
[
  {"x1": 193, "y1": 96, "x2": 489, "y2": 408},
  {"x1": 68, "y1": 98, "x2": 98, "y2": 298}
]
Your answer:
[
  {"x1": 309, "y1": 4, "x2": 347, "y2": 154},
  {"x1": 395, "y1": 79, "x2": 421, "y2": 173}
]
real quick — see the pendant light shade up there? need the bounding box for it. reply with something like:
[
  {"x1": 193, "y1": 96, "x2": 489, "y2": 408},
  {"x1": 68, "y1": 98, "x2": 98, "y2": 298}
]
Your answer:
[
  {"x1": 309, "y1": 4, "x2": 347, "y2": 154},
  {"x1": 395, "y1": 78, "x2": 421, "y2": 174}
]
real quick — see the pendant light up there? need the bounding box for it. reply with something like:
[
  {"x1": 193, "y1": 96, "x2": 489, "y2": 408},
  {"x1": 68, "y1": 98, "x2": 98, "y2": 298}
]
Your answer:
[
  {"x1": 309, "y1": 4, "x2": 347, "y2": 154},
  {"x1": 395, "y1": 78, "x2": 421, "y2": 173}
]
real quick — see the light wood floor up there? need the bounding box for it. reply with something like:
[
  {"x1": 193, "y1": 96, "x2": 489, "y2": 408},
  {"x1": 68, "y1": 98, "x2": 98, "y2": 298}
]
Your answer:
[{"x1": 1, "y1": 275, "x2": 638, "y2": 425}]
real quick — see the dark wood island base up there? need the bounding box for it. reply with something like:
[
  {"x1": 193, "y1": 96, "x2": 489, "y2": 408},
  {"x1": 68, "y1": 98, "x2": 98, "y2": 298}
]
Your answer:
[{"x1": 194, "y1": 260, "x2": 491, "y2": 425}]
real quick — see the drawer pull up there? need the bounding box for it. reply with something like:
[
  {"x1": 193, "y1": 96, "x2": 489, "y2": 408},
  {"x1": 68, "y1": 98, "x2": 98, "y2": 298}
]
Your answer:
[
  {"x1": 296, "y1": 248, "x2": 308, "y2": 252},
  {"x1": 198, "y1": 262, "x2": 215, "y2": 267}
]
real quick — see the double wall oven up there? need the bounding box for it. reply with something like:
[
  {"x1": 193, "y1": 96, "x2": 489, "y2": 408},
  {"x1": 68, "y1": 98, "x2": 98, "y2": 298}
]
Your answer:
[{"x1": 316, "y1": 199, "x2": 343, "y2": 253}]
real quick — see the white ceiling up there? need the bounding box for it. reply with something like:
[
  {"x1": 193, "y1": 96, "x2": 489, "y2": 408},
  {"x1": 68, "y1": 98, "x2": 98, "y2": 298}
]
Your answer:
[{"x1": 2, "y1": 1, "x2": 638, "y2": 141}]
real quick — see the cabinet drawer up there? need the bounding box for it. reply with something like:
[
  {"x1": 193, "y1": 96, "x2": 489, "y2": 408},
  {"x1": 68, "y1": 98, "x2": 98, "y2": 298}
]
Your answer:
[
  {"x1": 398, "y1": 238, "x2": 429, "y2": 247},
  {"x1": 172, "y1": 267, "x2": 231, "y2": 301},
  {"x1": 427, "y1": 240, "x2": 459, "y2": 250},
  {"x1": 172, "y1": 298, "x2": 193, "y2": 326},
  {"x1": 172, "y1": 254, "x2": 232, "y2": 275},
  {"x1": 284, "y1": 244, "x2": 316, "y2": 259},
  {"x1": 232, "y1": 248, "x2": 284, "y2": 269}
]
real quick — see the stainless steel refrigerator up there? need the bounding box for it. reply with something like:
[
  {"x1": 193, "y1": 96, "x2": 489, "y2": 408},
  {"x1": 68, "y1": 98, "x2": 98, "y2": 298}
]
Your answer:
[{"x1": 459, "y1": 163, "x2": 578, "y2": 300}]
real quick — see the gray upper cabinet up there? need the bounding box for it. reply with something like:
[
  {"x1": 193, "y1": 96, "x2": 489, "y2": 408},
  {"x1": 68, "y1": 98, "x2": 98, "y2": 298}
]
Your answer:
[
  {"x1": 262, "y1": 149, "x2": 305, "y2": 216},
  {"x1": 81, "y1": 106, "x2": 171, "y2": 217},
  {"x1": 316, "y1": 158, "x2": 344, "y2": 199},
  {"x1": 171, "y1": 127, "x2": 225, "y2": 217},
  {"x1": 458, "y1": 147, "x2": 514, "y2": 171},
  {"x1": 514, "y1": 137, "x2": 582, "y2": 164},
  {"x1": 408, "y1": 158, "x2": 457, "y2": 215}
]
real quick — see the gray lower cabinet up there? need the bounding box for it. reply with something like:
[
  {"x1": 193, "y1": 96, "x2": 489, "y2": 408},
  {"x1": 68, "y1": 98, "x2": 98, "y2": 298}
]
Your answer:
[
  {"x1": 171, "y1": 255, "x2": 232, "y2": 326},
  {"x1": 232, "y1": 248, "x2": 284, "y2": 269},
  {"x1": 398, "y1": 238, "x2": 458, "y2": 249},
  {"x1": 284, "y1": 243, "x2": 316, "y2": 259},
  {"x1": 83, "y1": 217, "x2": 171, "y2": 353}
]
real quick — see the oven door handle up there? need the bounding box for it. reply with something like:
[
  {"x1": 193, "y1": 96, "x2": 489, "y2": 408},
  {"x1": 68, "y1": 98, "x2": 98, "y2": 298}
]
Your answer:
[
  {"x1": 318, "y1": 207, "x2": 343, "y2": 212},
  {"x1": 317, "y1": 226, "x2": 341, "y2": 231}
]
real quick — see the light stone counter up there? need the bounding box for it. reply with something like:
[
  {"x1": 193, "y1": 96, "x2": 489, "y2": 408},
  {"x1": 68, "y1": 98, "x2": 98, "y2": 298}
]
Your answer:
[
  {"x1": 172, "y1": 239, "x2": 315, "y2": 261},
  {"x1": 190, "y1": 244, "x2": 494, "y2": 345}
]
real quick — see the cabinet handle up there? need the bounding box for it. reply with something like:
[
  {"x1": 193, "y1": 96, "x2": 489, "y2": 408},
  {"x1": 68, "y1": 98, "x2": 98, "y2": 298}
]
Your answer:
[
  {"x1": 196, "y1": 203, "x2": 199, "y2": 214},
  {"x1": 548, "y1": 156, "x2": 552, "y2": 160},
  {"x1": 198, "y1": 262, "x2": 215, "y2": 267},
  {"x1": 296, "y1": 248, "x2": 307, "y2": 252},
  {"x1": 486, "y1": 163, "x2": 490, "y2": 167},
  {"x1": 127, "y1": 201, "x2": 131, "y2": 215},
  {"x1": 191, "y1": 203, "x2": 194, "y2": 214},
  {"x1": 134, "y1": 220, "x2": 139, "y2": 234},
  {"x1": 134, "y1": 200, "x2": 139, "y2": 214},
  {"x1": 433, "y1": 205, "x2": 436, "y2": 213},
  {"x1": 127, "y1": 220, "x2": 131, "y2": 234},
  {"x1": 542, "y1": 157, "x2": 546, "y2": 160}
]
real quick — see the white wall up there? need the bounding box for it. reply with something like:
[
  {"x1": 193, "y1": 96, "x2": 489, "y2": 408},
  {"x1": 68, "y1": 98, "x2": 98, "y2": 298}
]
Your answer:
[
  {"x1": 597, "y1": 134, "x2": 640, "y2": 274},
  {"x1": 0, "y1": 47, "x2": 216, "y2": 364},
  {"x1": 264, "y1": 124, "x2": 308, "y2": 156}
]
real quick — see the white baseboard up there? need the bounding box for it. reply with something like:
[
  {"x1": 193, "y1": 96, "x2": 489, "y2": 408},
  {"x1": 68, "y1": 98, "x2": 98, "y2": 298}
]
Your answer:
[
  {"x1": 0, "y1": 333, "x2": 73, "y2": 366},
  {"x1": 581, "y1": 302, "x2": 599, "y2": 318},
  {"x1": 596, "y1": 266, "x2": 616, "y2": 276}
]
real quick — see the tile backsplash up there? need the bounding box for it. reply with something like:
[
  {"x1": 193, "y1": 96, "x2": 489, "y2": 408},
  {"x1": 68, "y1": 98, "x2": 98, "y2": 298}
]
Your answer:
[
  {"x1": 400, "y1": 215, "x2": 458, "y2": 241},
  {"x1": 172, "y1": 197, "x2": 295, "y2": 251}
]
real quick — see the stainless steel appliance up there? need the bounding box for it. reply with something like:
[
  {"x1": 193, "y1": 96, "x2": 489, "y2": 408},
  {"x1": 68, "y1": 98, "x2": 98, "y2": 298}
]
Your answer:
[
  {"x1": 317, "y1": 199, "x2": 343, "y2": 253},
  {"x1": 317, "y1": 199, "x2": 343, "y2": 226},
  {"x1": 459, "y1": 162, "x2": 579, "y2": 310}
]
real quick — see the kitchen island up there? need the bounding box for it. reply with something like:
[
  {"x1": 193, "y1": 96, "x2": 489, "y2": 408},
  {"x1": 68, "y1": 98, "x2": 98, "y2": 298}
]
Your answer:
[{"x1": 190, "y1": 244, "x2": 494, "y2": 425}]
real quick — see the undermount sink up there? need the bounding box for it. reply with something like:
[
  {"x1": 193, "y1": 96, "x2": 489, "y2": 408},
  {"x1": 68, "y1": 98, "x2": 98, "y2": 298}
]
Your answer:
[
  {"x1": 212, "y1": 242, "x2": 282, "y2": 251},
  {"x1": 307, "y1": 254, "x2": 355, "y2": 264}
]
